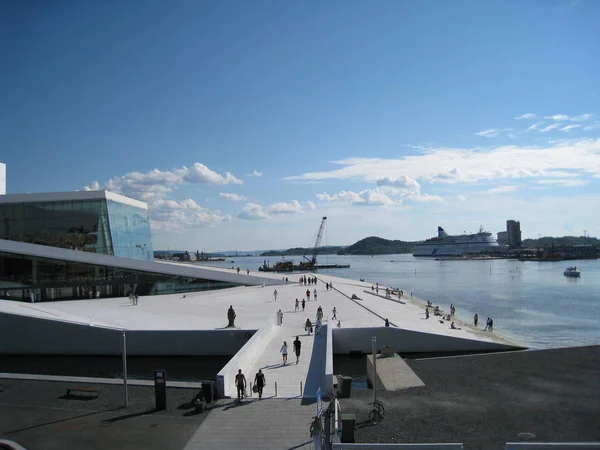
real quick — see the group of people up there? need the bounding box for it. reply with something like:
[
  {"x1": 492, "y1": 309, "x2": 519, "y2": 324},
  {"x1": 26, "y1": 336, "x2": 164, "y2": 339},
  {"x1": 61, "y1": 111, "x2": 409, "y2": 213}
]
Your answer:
[
  {"x1": 128, "y1": 292, "x2": 139, "y2": 306},
  {"x1": 299, "y1": 276, "x2": 317, "y2": 286},
  {"x1": 235, "y1": 368, "x2": 266, "y2": 401},
  {"x1": 305, "y1": 288, "x2": 317, "y2": 301},
  {"x1": 233, "y1": 336, "x2": 303, "y2": 402},
  {"x1": 295, "y1": 298, "x2": 306, "y2": 311}
]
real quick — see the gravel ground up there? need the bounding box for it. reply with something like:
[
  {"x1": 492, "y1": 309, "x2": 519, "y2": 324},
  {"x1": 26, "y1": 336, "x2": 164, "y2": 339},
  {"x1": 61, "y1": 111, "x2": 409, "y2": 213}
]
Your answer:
[{"x1": 339, "y1": 345, "x2": 600, "y2": 450}]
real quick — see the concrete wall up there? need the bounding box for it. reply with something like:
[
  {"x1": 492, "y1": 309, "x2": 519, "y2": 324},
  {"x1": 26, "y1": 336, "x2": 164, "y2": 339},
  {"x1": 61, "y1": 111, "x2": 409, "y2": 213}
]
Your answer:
[
  {"x1": 332, "y1": 327, "x2": 521, "y2": 355},
  {"x1": 333, "y1": 445, "x2": 464, "y2": 449},
  {"x1": 0, "y1": 312, "x2": 255, "y2": 356},
  {"x1": 0, "y1": 162, "x2": 5, "y2": 195},
  {"x1": 323, "y1": 318, "x2": 334, "y2": 397},
  {"x1": 216, "y1": 315, "x2": 277, "y2": 398}
]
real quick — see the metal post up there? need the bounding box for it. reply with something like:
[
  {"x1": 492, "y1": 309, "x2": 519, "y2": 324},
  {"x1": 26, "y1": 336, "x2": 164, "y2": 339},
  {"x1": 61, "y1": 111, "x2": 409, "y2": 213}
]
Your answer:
[
  {"x1": 372, "y1": 336, "x2": 377, "y2": 404},
  {"x1": 122, "y1": 331, "x2": 129, "y2": 407},
  {"x1": 275, "y1": 381, "x2": 278, "y2": 397},
  {"x1": 300, "y1": 381, "x2": 303, "y2": 396}
]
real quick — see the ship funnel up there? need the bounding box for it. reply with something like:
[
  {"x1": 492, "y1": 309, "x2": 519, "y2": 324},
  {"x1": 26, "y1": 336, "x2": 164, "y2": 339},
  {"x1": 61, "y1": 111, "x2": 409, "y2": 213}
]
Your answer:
[{"x1": 438, "y1": 227, "x2": 448, "y2": 238}]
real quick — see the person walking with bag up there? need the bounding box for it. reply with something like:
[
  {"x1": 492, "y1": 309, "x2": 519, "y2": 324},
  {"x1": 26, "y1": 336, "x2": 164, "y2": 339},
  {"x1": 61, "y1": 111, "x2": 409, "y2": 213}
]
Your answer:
[
  {"x1": 254, "y1": 369, "x2": 266, "y2": 400},
  {"x1": 280, "y1": 341, "x2": 288, "y2": 365}
]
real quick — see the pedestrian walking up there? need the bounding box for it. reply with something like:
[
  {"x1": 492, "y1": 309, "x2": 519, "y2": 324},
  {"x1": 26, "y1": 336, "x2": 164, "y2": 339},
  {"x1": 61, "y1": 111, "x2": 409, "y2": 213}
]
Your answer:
[
  {"x1": 135, "y1": 294, "x2": 139, "y2": 306},
  {"x1": 277, "y1": 309, "x2": 283, "y2": 325},
  {"x1": 254, "y1": 369, "x2": 266, "y2": 400},
  {"x1": 315, "y1": 318, "x2": 322, "y2": 335},
  {"x1": 306, "y1": 289, "x2": 310, "y2": 301},
  {"x1": 302, "y1": 298, "x2": 306, "y2": 311},
  {"x1": 293, "y1": 336, "x2": 302, "y2": 364},
  {"x1": 305, "y1": 318, "x2": 312, "y2": 335},
  {"x1": 385, "y1": 318, "x2": 390, "y2": 327},
  {"x1": 474, "y1": 313, "x2": 478, "y2": 326},
  {"x1": 273, "y1": 289, "x2": 278, "y2": 302},
  {"x1": 235, "y1": 369, "x2": 246, "y2": 402},
  {"x1": 129, "y1": 292, "x2": 133, "y2": 305},
  {"x1": 96, "y1": 290, "x2": 100, "y2": 300},
  {"x1": 247, "y1": 269, "x2": 249, "y2": 275},
  {"x1": 425, "y1": 308, "x2": 429, "y2": 319},
  {"x1": 484, "y1": 317, "x2": 490, "y2": 331},
  {"x1": 489, "y1": 318, "x2": 494, "y2": 332},
  {"x1": 280, "y1": 341, "x2": 288, "y2": 365},
  {"x1": 332, "y1": 307, "x2": 337, "y2": 320},
  {"x1": 295, "y1": 298, "x2": 299, "y2": 311},
  {"x1": 314, "y1": 289, "x2": 317, "y2": 302}
]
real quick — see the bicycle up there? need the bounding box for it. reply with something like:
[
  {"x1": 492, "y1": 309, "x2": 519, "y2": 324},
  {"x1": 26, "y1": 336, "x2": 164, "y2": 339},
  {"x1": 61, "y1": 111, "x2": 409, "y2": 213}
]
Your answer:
[{"x1": 368, "y1": 398, "x2": 385, "y2": 424}]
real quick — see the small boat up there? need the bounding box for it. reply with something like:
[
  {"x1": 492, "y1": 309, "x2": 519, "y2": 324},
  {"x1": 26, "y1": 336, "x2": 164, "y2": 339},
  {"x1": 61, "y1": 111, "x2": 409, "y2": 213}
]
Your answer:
[{"x1": 564, "y1": 266, "x2": 581, "y2": 277}]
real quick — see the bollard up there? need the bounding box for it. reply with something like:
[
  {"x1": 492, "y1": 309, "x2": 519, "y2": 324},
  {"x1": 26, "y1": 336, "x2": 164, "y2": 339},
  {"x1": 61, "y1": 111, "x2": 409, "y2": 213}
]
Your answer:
[
  {"x1": 249, "y1": 382, "x2": 253, "y2": 397},
  {"x1": 275, "y1": 381, "x2": 278, "y2": 397},
  {"x1": 300, "y1": 381, "x2": 303, "y2": 396}
]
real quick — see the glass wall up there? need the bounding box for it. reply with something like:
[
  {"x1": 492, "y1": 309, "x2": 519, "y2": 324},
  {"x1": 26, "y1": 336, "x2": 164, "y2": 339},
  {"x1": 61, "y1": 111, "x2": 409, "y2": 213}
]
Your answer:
[
  {"x1": 0, "y1": 251, "x2": 243, "y2": 302},
  {"x1": 106, "y1": 200, "x2": 154, "y2": 261},
  {"x1": 0, "y1": 199, "x2": 113, "y2": 255},
  {"x1": 0, "y1": 197, "x2": 154, "y2": 261}
]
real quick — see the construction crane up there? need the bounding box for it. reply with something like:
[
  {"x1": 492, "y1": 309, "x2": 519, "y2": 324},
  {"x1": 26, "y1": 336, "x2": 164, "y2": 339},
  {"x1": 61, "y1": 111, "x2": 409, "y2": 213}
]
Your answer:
[{"x1": 301, "y1": 217, "x2": 327, "y2": 267}]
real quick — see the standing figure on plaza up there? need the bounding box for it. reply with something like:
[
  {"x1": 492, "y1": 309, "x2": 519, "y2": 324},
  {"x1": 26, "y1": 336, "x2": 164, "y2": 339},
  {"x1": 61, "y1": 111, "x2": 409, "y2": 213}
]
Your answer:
[{"x1": 227, "y1": 305, "x2": 236, "y2": 328}]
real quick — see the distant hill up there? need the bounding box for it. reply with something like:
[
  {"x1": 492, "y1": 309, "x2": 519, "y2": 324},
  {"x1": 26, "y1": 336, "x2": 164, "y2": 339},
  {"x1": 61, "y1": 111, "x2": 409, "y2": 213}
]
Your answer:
[
  {"x1": 260, "y1": 246, "x2": 346, "y2": 257},
  {"x1": 522, "y1": 236, "x2": 599, "y2": 247},
  {"x1": 337, "y1": 236, "x2": 414, "y2": 255}
]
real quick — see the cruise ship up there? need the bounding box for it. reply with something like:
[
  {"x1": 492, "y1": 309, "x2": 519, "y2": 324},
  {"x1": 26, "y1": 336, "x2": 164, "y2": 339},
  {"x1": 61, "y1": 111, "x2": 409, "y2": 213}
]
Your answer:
[{"x1": 413, "y1": 226, "x2": 500, "y2": 257}]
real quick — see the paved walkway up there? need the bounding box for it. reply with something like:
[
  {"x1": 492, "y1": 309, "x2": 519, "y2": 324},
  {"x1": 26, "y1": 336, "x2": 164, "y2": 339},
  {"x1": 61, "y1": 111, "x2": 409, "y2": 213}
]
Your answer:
[
  {"x1": 225, "y1": 307, "x2": 328, "y2": 399},
  {"x1": 183, "y1": 398, "x2": 317, "y2": 450}
]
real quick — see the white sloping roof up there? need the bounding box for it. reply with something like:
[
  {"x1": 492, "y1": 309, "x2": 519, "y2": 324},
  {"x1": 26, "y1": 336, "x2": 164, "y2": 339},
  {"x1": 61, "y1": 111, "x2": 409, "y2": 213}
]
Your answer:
[{"x1": 0, "y1": 239, "x2": 282, "y2": 286}]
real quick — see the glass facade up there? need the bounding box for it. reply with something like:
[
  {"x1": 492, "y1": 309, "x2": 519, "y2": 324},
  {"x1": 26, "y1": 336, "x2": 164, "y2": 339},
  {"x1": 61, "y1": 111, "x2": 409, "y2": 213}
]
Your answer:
[
  {"x1": 0, "y1": 250, "x2": 243, "y2": 302},
  {"x1": 106, "y1": 200, "x2": 153, "y2": 260},
  {"x1": 0, "y1": 196, "x2": 153, "y2": 261}
]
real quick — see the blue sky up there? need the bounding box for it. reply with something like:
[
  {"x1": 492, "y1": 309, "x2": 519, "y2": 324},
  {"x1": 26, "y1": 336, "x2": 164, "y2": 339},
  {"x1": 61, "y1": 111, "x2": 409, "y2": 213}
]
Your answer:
[{"x1": 2, "y1": 0, "x2": 600, "y2": 251}]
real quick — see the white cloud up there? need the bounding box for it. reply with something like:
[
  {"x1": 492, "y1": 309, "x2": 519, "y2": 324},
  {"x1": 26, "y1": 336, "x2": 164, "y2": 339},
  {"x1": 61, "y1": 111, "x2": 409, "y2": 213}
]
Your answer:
[
  {"x1": 482, "y1": 185, "x2": 517, "y2": 194},
  {"x1": 544, "y1": 115, "x2": 570, "y2": 121},
  {"x1": 219, "y1": 193, "x2": 247, "y2": 201},
  {"x1": 237, "y1": 199, "x2": 315, "y2": 219},
  {"x1": 151, "y1": 198, "x2": 230, "y2": 232},
  {"x1": 474, "y1": 128, "x2": 500, "y2": 137},
  {"x1": 268, "y1": 200, "x2": 304, "y2": 214},
  {"x1": 535, "y1": 179, "x2": 587, "y2": 187},
  {"x1": 83, "y1": 181, "x2": 100, "y2": 191},
  {"x1": 317, "y1": 189, "x2": 395, "y2": 206},
  {"x1": 540, "y1": 123, "x2": 561, "y2": 132},
  {"x1": 527, "y1": 122, "x2": 544, "y2": 131},
  {"x1": 515, "y1": 113, "x2": 536, "y2": 120},
  {"x1": 560, "y1": 124, "x2": 581, "y2": 132},
  {"x1": 84, "y1": 162, "x2": 241, "y2": 233},
  {"x1": 245, "y1": 170, "x2": 263, "y2": 177},
  {"x1": 284, "y1": 138, "x2": 600, "y2": 187},
  {"x1": 181, "y1": 163, "x2": 243, "y2": 185},
  {"x1": 544, "y1": 114, "x2": 593, "y2": 122},
  {"x1": 376, "y1": 175, "x2": 420, "y2": 190},
  {"x1": 412, "y1": 194, "x2": 443, "y2": 202},
  {"x1": 238, "y1": 203, "x2": 269, "y2": 220}
]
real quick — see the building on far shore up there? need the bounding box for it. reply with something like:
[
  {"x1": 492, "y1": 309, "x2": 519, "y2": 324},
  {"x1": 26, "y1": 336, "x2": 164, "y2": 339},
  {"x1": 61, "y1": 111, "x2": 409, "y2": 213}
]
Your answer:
[
  {"x1": 507, "y1": 219, "x2": 522, "y2": 248},
  {"x1": 497, "y1": 231, "x2": 508, "y2": 246}
]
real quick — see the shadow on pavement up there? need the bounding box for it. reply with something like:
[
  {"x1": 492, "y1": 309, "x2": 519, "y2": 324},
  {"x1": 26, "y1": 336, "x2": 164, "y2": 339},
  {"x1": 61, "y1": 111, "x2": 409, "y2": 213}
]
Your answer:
[
  {"x1": 3, "y1": 409, "x2": 109, "y2": 435},
  {"x1": 101, "y1": 408, "x2": 157, "y2": 423}
]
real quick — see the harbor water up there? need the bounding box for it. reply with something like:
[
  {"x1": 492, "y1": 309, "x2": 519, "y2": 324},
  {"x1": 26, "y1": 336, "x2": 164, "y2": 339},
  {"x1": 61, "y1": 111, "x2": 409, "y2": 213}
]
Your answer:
[{"x1": 204, "y1": 254, "x2": 600, "y2": 350}]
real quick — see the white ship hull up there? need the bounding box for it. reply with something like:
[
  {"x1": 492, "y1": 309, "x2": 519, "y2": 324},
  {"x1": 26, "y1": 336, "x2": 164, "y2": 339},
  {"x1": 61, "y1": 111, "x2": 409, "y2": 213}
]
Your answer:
[{"x1": 413, "y1": 227, "x2": 500, "y2": 257}]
